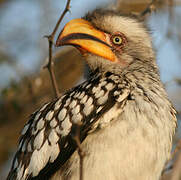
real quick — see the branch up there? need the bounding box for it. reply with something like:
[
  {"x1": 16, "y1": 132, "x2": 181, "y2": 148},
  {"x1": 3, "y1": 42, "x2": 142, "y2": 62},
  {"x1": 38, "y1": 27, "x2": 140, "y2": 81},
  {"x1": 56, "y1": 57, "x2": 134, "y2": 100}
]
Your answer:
[
  {"x1": 140, "y1": 0, "x2": 156, "y2": 18},
  {"x1": 44, "y1": 0, "x2": 71, "y2": 98},
  {"x1": 72, "y1": 124, "x2": 85, "y2": 180},
  {"x1": 166, "y1": 0, "x2": 174, "y2": 38},
  {"x1": 45, "y1": 1, "x2": 85, "y2": 179}
]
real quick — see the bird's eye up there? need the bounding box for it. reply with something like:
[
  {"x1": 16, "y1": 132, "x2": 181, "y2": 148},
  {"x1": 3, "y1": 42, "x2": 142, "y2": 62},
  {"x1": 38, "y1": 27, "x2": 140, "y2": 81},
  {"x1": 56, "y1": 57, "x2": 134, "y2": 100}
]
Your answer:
[{"x1": 112, "y1": 35, "x2": 122, "y2": 45}]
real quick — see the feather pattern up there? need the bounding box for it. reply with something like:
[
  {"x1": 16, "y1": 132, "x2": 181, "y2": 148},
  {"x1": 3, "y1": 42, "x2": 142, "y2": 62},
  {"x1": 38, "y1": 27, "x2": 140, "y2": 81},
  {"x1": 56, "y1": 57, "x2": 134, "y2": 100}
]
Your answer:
[
  {"x1": 7, "y1": 70, "x2": 130, "y2": 180},
  {"x1": 7, "y1": 9, "x2": 177, "y2": 180}
]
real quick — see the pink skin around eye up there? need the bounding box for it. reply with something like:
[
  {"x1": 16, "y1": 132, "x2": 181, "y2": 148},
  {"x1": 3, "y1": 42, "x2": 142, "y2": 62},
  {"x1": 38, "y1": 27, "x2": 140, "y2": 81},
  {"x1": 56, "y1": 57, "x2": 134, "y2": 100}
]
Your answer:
[
  {"x1": 105, "y1": 32, "x2": 129, "y2": 67},
  {"x1": 106, "y1": 32, "x2": 127, "y2": 52}
]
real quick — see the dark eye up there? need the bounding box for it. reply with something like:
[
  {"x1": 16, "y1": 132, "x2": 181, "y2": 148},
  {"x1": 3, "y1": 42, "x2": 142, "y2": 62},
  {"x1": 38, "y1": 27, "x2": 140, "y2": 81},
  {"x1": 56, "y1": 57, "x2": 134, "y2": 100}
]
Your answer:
[{"x1": 112, "y1": 35, "x2": 122, "y2": 45}]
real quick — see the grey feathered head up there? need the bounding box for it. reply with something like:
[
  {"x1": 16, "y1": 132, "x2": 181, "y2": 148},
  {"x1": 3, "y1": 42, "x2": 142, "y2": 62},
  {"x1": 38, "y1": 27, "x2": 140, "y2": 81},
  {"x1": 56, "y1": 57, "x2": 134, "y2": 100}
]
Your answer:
[{"x1": 56, "y1": 9, "x2": 156, "y2": 73}]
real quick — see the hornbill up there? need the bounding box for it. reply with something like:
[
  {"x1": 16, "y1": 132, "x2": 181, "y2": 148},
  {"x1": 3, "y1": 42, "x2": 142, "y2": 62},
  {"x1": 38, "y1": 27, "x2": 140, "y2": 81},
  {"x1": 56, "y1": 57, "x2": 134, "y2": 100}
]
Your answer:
[{"x1": 7, "y1": 9, "x2": 177, "y2": 180}]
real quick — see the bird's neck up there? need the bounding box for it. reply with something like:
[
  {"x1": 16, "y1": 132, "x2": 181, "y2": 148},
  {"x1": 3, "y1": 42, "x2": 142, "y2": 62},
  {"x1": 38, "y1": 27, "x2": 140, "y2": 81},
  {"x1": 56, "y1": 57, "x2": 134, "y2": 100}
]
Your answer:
[
  {"x1": 89, "y1": 59, "x2": 164, "y2": 98},
  {"x1": 123, "y1": 59, "x2": 167, "y2": 100}
]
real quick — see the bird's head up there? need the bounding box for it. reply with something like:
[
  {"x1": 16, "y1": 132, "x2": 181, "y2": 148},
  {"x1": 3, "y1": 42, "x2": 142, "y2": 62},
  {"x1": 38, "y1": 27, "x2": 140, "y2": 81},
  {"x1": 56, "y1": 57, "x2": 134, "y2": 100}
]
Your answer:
[{"x1": 56, "y1": 9, "x2": 155, "y2": 73}]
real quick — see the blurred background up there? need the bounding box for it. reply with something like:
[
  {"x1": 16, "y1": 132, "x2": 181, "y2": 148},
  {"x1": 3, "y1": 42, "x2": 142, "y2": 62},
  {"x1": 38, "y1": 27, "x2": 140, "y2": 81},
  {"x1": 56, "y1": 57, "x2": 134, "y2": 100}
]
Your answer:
[{"x1": 0, "y1": 0, "x2": 181, "y2": 179}]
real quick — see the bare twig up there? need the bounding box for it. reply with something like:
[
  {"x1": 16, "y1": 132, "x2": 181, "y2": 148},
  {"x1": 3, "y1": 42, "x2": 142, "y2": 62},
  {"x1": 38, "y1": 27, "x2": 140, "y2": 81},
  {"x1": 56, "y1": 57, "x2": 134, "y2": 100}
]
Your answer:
[
  {"x1": 166, "y1": 0, "x2": 174, "y2": 38},
  {"x1": 45, "y1": 1, "x2": 85, "y2": 179},
  {"x1": 44, "y1": 0, "x2": 71, "y2": 98},
  {"x1": 72, "y1": 124, "x2": 85, "y2": 180},
  {"x1": 140, "y1": 0, "x2": 156, "y2": 18}
]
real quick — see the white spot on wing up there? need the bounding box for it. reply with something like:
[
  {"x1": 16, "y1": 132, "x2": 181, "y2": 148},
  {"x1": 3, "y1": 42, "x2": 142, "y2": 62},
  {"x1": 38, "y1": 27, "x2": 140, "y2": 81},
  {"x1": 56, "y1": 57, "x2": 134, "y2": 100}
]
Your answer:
[
  {"x1": 55, "y1": 126, "x2": 61, "y2": 134},
  {"x1": 28, "y1": 140, "x2": 50, "y2": 177},
  {"x1": 95, "y1": 90, "x2": 105, "y2": 99},
  {"x1": 99, "y1": 80, "x2": 107, "y2": 86},
  {"x1": 96, "y1": 106, "x2": 103, "y2": 113},
  {"x1": 114, "y1": 91, "x2": 120, "y2": 96},
  {"x1": 40, "y1": 103, "x2": 48, "y2": 111},
  {"x1": 34, "y1": 112, "x2": 41, "y2": 121},
  {"x1": 82, "y1": 82, "x2": 88, "y2": 88},
  {"x1": 60, "y1": 116, "x2": 72, "y2": 136},
  {"x1": 50, "y1": 143, "x2": 60, "y2": 163},
  {"x1": 83, "y1": 104, "x2": 94, "y2": 116},
  {"x1": 98, "y1": 104, "x2": 122, "y2": 128},
  {"x1": 116, "y1": 89, "x2": 130, "y2": 102},
  {"x1": 22, "y1": 168, "x2": 29, "y2": 180},
  {"x1": 97, "y1": 92, "x2": 108, "y2": 105},
  {"x1": 54, "y1": 99, "x2": 62, "y2": 110},
  {"x1": 65, "y1": 98, "x2": 71, "y2": 106},
  {"x1": 21, "y1": 123, "x2": 30, "y2": 135},
  {"x1": 18, "y1": 139, "x2": 23, "y2": 149},
  {"x1": 70, "y1": 92, "x2": 74, "y2": 96},
  {"x1": 20, "y1": 138, "x2": 61, "y2": 179},
  {"x1": 72, "y1": 104, "x2": 80, "y2": 114},
  {"x1": 27, "y1": 142, "x2": 32, "y2": 152},
  {"x1": 86, "y1": 97, "x2": 93, "y2": 106},
  {"x1": 49, "y1": 130, "x2": 59, "y2": 144},
  {"x1": 105, "y1": 83, "x2": 114, "y2": 90},
  {"x1": 64, "y1": 142, "x2": 68, "y2": 148},
  {"x1": 50, "y1": 118, "x2": 57, "y2": 128},
  {"x1": 80, "y1": 95, "x2": 88, "y2": 104},
  {"x1": 45, "y1": 111, "x2": 54, "y2": 121},
  {"x1": 86, "y1": 84, "x2": 91, "y2": 89},
  {"x1": 58, "y1": 108, "x2": 67, "y2": 121},
  {"x1": 17, "y1": 163, "x2": 24, "y2": 180},
  {"x1": 34, "y1": 130, "x2": 44, "y2": 149},
  {"x1": 69, "y1": 100, "x2": 77, "y2": 109},
  {"x1": 74, "y1": 92, "x2": 81, "y2": 98},
  {"x1": 92, "y1": 87, "x2": 97, "y2": 94},
  {"x1": 72, "y1": 113, "x2": 82, "y2": 123},
  {"x1": 21, "y1": 141, "x2": 27, "y2": 152},
  {"x1": 78, "y1": 91, "x2": 85, "y2": 99},
  {"x1": 36, "y1": 118, "x2": 44, "y2": 130},
  {"x1": 110, "y1": 75, "x2": 119, "y2": 82},
  {"x1": 32, "y1": 127, "x2": 38, "y2": 135}
]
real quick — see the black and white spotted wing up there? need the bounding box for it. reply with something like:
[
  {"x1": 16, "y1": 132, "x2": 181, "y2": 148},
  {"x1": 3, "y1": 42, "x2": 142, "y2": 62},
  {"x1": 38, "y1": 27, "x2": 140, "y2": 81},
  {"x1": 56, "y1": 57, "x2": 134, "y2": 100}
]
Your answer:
[{"x1": 7, "y1": 71, "x2": 130, "y2": 180}]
